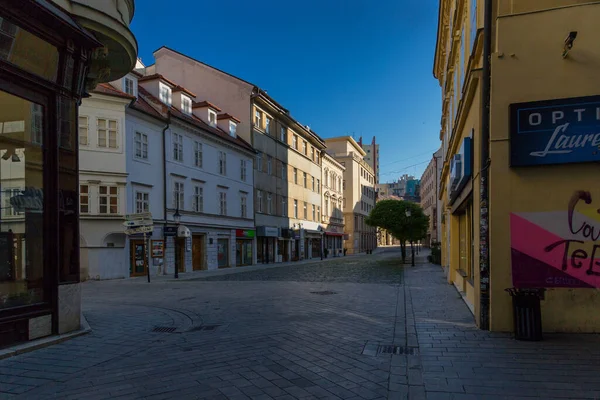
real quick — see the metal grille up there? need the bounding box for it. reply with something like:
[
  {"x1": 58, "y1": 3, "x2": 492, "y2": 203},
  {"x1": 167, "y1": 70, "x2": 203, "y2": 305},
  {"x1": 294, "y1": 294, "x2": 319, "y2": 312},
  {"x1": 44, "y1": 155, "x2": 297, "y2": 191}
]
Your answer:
[
  {"x1": 188, "y1": 325, "x2": 220, "y2": 332},
  {"x1": 378, "y1": 345, "x2": 418, "y2": 355},
  {"x1": 310, "y1": 291, "x2": 337, "y2": 295},
  {"x1": 152, "y1": 326, "x2": 177, "y2": 333}
]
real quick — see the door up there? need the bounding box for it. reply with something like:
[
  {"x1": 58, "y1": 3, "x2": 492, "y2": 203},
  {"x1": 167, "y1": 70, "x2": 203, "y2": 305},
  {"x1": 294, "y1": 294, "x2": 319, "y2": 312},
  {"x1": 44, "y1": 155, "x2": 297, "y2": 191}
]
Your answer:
[
  {"x1": 176, "y1": 238, "x2": 186, "y2": 272},
  {"x1": 217, "y1": 239, "x2": 229, "y2": 268},
  {"x1": 192, "y1": 235, "x2": 204, "y2": 271},
  {"x1": 130, "y1": 239, "x2": 147, "y2": 277}
]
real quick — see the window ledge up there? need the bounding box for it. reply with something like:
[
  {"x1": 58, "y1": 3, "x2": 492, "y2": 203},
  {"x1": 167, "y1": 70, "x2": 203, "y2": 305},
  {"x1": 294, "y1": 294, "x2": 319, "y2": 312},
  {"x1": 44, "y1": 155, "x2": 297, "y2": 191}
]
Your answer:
[{"x1": 457, "y1": 269, "x2": 468, "y2": 278}]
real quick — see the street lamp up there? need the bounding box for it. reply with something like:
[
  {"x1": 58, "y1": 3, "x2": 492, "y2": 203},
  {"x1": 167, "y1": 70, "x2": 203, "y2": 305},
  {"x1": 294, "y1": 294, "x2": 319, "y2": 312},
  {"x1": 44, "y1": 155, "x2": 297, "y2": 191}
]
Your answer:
[{"x1": 173, "y1": 205, "x2": 181, "y2": 279}]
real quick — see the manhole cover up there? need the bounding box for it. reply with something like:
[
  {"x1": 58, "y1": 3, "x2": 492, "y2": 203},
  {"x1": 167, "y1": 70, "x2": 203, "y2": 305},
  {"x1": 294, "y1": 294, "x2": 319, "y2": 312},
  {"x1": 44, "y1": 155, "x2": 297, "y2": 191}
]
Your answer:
[
  {"x1": 188, "y1": 324, "x2": 221, "y2": 332},
  {"x1": 310, "y1": 291, "x2": 337, "y2": 295},
  {"x1": 362, "y1": 343, "x2": 419, "y2": 356},
  {"x1": 152, "y1": 326, "x2": 177, "y2": 333}
]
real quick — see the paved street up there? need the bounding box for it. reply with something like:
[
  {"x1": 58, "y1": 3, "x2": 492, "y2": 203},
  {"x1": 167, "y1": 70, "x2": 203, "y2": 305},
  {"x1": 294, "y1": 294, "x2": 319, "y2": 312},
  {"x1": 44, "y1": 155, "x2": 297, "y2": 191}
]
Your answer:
[{"x1": 1, "y1": 247, "x2": 600, "y2": 400}]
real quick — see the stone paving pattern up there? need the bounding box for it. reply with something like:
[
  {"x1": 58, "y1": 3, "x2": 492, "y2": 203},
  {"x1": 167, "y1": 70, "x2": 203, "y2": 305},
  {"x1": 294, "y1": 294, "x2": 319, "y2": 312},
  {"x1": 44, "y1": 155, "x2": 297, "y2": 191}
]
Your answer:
[{"x1": 1, "y1": 247, "x2": 600, "y2": 399}]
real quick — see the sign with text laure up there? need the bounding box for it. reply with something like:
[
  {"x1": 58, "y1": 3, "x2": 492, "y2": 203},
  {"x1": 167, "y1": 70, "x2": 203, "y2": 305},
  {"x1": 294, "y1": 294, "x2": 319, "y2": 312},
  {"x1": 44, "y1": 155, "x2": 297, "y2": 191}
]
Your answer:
[{"x1": 510, "y1": 95, "x2": 600, "y2": 167}]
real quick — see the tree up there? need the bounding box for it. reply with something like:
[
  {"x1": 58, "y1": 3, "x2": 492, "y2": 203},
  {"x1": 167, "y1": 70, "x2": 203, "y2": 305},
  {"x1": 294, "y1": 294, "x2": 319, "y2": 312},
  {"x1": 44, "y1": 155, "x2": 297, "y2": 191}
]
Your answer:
[{"x1": 366, "y1": 200, "x2": 429, "y2": 265}]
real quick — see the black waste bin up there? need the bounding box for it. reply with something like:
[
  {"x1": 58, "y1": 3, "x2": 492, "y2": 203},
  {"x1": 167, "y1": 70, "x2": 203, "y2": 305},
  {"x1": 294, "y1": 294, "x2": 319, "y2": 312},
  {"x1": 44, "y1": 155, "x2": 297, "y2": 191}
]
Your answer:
[{"x1": 505, "y1": 288, "x2": 545, "y2": 341}]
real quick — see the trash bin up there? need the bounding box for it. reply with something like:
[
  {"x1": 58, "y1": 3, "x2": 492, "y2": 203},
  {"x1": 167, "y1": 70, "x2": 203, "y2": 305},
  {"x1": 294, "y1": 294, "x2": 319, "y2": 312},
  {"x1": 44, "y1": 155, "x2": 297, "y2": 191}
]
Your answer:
[{"x1": 505, "y1": 288, "x2": 545, "y2": 341}]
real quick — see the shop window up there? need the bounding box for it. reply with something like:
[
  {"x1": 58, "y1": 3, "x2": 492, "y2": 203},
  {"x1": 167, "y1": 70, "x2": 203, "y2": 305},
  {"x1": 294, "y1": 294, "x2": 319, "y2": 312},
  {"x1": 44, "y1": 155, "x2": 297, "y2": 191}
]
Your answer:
[
  {"x1": 99, "y1": 186, "x2": 119, "y2": 214},
  {"x1": 217, "y1": 239, "x2": 229, "y2": 268}
]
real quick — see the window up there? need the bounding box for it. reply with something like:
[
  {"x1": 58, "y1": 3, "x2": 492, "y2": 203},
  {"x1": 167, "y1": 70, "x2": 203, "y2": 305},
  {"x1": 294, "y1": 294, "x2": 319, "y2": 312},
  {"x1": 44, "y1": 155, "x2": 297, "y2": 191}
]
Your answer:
[
  {"x1": 267, "y1": 193, "x2": 272, "y2": 214},
  {"x1": 124, "y1": 77, "x2": 134, "y2": 95},
  {"x1": 172, "y1": 133, "x2": 183, "y2": 161},
  {"x1": 325, "y1": 197, "x2": 329, "y2": 216},
  {"x1": 293, "y1": 168, "x2": 298, "y2": 184},
  {"x1": 182, "y1": 95, "x2": 192, "y2": 114},
  {"x1": 343, "y1": 180, "x2": 346, "y2": 190},
  {"x1": 79, "y1": 116, "x2": 88, "y2": 146},
  {"x1": 324, "y1": 170, "x2": 329, "y2": 187},
  {"x1": 303, "y1": 172, "x2": 307, "y2": 188},
  {"x1": 338, "y1": 177, "x2": 342, "y2": 193},
  {"x1": 317, "y1": 179, "x2": 320, "y2": 194},
  {"x1": 282, "y1": 197, "x2": 287, "y2": 216},
  {"x1": 315, "y1": 152, "x2": 319, "y2": 165},
  {"x1": 292, "y1": 135, "x2": 297, "y2": 149},
  {"x1": 2, "y1": 189, "x2": 21, "y2": 217},
  {"x1": 193, "y1": 186, "x2": 203, "y2": 212},
  {"x1": 159, "y1": 84, "x2": 172, "y2": 106},
  {"x1": 208, "y1": 110, "x2": 217, "y2": 126},
  {"x1": 265, "y1": 116, "x2": 271, "y2": 134},
  {"x1": 241, "y1": 159, "x2": 247, "y2": 181},
  {"x1": 194, "y1": 141, "x2": 203, "y2": 167},
  {"x1": 136, "y1": 191, "x2": 149, "y2": 213},
  {"x1": 97, "y1": 118, "x2": 118, "y2": 148},
  {"x1": 281, "y1": 162, "x2": 287, "y2": 180},
  {"x1": 254, "y1": 109, "x2": 262, "y2": 128},
  {"x1": 135, "y1": 132, "x2": 148, "y2": 159},
  {"x1": 99, "y1": 186, "x2": 118, "y2": 214},
  {"x1": 267, "y1": 156, "x2": 272, "y2": 175},
  {"x1": 229, "y1": 121, "x2": 237, "y2": 137},
  {"x1": 303, "y1": 202, "x2": 307, "y2": 219},
  {"x1": 173, "y1": 181, "x2": 184, "y2": 209},
  {"x1": 219, "y1": 151, "x2": 227, "y2": 175},
  {"x1": 257, "y1": 152, "x2": 263, "y2": 172},
  {"x1": 257, "y1": 190, "x2": 263, "y2": 213},
  {"x1": 303, "y1": 141, "x2": 307, "y2": 155},
  {"x1": 241, "y1": 194, "x2": 247, "y2": 218},
  {"x1": 80, "y1": 185, "x2": 89, "y2": 214},
  {"x1": 280, "y1": 126, "x2": 286, "y2": 142},
  {"x1": 219, "y1": 192, "x2": 227, "y2": 216},
  {"x1": 312, "y1": 176, "x2": 315, "y2": 191},
  {"x1": 317, "y1": 206, "x2": 320, "y2": 222},
  {"x1": 294, "y1": 200, "x2": 298, "y2": 218},
  {"x1": 312, "y1": 205, "x2": 316, "y2": 221}
]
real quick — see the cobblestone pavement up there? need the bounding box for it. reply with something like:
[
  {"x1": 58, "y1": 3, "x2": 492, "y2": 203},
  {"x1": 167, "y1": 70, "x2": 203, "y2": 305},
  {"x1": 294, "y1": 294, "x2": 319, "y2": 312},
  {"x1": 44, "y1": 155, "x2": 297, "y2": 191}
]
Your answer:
[{"x1": 1, "y1": 247, "x2": 600, "y2": 400}]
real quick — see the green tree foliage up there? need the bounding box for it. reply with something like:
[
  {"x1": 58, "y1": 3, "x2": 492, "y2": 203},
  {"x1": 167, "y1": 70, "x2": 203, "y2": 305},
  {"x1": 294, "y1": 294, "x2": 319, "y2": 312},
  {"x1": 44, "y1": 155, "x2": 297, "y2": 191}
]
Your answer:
[{"x1": 366, "y1": 200, "x2": 429, "y2": 264}]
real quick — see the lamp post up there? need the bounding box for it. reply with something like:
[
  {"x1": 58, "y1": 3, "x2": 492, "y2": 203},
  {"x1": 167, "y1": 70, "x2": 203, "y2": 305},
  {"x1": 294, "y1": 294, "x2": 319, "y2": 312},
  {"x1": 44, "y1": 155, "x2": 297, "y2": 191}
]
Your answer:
[
  {"x1": 173, "y1": 205, "x2": 181, "y2": 279},
  {"x1": 405, "y1": 209, "x2": 415, "y2": 267}
]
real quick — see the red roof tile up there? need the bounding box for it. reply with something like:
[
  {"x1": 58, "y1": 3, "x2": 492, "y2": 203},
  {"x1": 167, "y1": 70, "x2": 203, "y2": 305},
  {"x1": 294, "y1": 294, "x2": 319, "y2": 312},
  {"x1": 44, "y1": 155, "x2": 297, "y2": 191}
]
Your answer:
[
  {"x1": 92, "y1": 83, "x2": 135, "y2": 100},
  {"x1": 172, "y1": 85, "x2": 196, "y2": 98},
  {"x1": 217, "y1": 113, "x2": 241, "y2": 124},
  {"x1": 192, "y1": 101, "x2": 221, "y2": 112},
  {"x1": 138, "y1": 73, "x2": 177, "y2": 88}
]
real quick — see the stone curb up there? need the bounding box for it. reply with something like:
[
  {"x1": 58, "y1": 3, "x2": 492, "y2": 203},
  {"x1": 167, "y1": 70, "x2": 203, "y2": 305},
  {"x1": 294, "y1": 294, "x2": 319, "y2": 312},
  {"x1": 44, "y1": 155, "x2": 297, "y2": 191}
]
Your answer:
[{"x1": 0, "y1": 312, "x2": 92, "y2": 360}]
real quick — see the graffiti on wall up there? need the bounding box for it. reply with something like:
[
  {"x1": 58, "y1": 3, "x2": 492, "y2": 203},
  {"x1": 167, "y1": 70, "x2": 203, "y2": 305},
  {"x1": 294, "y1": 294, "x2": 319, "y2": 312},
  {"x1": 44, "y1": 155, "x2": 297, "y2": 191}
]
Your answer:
[{"x1": 511, "y1": 190, "x2": 600, "y2": 288}]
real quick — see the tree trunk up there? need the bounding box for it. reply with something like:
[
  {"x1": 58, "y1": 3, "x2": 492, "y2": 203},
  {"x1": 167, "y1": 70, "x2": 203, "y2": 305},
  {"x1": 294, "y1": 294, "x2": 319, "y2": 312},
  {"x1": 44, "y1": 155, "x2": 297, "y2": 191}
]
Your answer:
[
  {"x1": 400, "y1": 242, "x2": 406, "y2": 264},
  {"x1": 411, "y1": 241, "x2": 415, "y2": 267}
]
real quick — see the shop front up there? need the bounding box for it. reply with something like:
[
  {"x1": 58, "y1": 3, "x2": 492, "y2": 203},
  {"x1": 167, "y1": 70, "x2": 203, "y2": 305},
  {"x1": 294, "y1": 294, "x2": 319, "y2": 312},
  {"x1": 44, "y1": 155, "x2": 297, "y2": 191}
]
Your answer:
[
  {"x1": 257, "y1": 226, "x2": 277, "y2": 264},
  {"x1": 305, "y1": 230, "x2": 322, "y2": 259},
  {"x1": 0, "y1": 1, "x2": 113, "y2": 348},
  {"x1": 278, "y1": 228, "x2": 294, "y2": 263},
  {"x1": 235, "y1": 229, "x2": 254, "y2": 266},
  {"x1": 324, "y1": 230, "x2": 344, "y2": 257}
]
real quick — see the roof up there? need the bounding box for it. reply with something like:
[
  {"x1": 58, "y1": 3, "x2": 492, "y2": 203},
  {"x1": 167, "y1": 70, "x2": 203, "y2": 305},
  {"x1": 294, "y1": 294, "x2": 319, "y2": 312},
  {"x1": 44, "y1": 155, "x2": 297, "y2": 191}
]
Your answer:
[
  {"x1": 138, "y1": 73, "x2": 177, "y2": 88},
  {"x1": 129, "y1": 94, "x2": 167, "y2": 122},
  {"x1": 324, "y1": 136, "x2": 366, "y2": 157},
  {"x1": 217, "y1": 113, "x2": 241, "y2": 123},
  {"x1": 193, "y1": 101, "x2": 221, "y2": 112},
  {"x1": 92, "y1": 83, "x2": 136, "y2": 100},
  {"x1": 137, "y1": 86, "x2": 254, "y2": 154},
  {"x1": 172, "y1": 85, "x2": 196, "y2": 98}
]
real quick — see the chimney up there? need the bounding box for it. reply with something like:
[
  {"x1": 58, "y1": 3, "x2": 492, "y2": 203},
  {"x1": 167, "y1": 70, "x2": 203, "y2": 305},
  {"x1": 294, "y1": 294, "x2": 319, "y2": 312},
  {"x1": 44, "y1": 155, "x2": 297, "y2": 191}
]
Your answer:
[
  {"x1": 217, "y1": 113, "x2": 241, "y2": 138},
  {"x1": 192, "y1": 101, "x2": 221, "y2": 127}
]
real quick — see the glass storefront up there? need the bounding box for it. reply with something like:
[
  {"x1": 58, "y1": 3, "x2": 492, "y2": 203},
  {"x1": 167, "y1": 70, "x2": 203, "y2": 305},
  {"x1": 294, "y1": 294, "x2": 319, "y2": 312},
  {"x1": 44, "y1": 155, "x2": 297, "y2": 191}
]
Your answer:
[
  {"x1": 217, "y1": 238, "x2": 229, "y2": 268},
  {"x1": 257, "y1": 237, "x2": 276, "y2": 263},
  {"x1": 0, "y1": 90, "x2": 45, "y2": 310},
  {"x1": 236, "y1": 239, "x2": 253, "y2": 266}
]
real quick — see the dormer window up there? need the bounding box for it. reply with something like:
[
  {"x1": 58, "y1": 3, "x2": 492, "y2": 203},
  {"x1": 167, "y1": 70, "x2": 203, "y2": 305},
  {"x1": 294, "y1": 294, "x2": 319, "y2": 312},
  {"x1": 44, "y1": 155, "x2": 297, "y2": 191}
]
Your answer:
[
  {"x1": 229, "y1": 121, "x2": 237, "y2": 137},
  {"x1": 208, "y1": 110, "x2": 217, "y2": 126},
  {"x1": 124, "y1": 77, "x2": 135, "y2": 96},
  {"x1": 159, "y1": 83, "x2": 172, "y2": 106},
  {"x1": 182, "y1": 95, "x2": 192, "y2": 115}
]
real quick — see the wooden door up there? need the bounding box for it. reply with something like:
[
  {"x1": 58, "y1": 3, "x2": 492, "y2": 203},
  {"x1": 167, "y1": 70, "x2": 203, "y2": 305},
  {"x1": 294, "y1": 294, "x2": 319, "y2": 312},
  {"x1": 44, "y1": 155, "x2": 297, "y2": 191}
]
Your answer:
[
  {"x1": 192, "y1": 235, "x2": 204, "y2": 271},
  {"x1": 130, "y1": 239, "x2": 146, "y2": 277},
  {"x1": 177, "y1": 238, "x2": 186, "y2": 272}
]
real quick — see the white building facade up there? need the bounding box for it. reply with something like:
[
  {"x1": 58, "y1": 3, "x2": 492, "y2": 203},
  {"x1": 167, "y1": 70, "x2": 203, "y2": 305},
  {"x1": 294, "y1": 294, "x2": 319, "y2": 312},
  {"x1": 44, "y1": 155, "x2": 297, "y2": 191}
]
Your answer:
[{"x1": 321, "y1": 153, "x2": 345, "y2": 257}]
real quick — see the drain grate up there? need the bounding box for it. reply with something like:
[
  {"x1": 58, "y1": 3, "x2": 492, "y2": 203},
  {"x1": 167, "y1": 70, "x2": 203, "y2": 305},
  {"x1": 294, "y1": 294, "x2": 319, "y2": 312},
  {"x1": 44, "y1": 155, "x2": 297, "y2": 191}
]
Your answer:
[
  {"x1": 152, "y1": 326, "x2": 177, "y2": 333},
  {"x1": 378, "y1": 345, "x2": 418, "y2": 355},
  {"x1": 310, "y1": 291, "x2": 337, "y2": 295},
  {"x1": 188, "y1": 324, "x2": 220, "y2": 332}
]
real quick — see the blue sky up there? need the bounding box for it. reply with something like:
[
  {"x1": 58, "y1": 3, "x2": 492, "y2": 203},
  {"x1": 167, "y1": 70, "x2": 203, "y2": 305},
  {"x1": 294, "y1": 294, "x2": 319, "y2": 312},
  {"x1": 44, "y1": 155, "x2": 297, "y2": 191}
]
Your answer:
[{"x1": 131, "y1": 0, "x2": 441, "y2": 181}]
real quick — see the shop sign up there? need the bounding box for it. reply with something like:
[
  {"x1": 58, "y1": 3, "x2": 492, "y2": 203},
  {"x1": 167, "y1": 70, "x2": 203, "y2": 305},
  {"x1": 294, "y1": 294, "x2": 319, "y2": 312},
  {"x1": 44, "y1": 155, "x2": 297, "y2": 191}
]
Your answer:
[
  {"x1": 164, "y1": 226, "x2": 177, "y2": 236},
  {"x1": 236, "y1": 229, "x2": 256, "y2": 238},
  {"x1": 257, "y1": 226, "x2": 278, "y2": 237},
  {"x1": 510, "y1": 95, "x2": 600, "y2": 167},
  {"x1": 151, "y1": 240, "x2": 164, "y2": 258}
]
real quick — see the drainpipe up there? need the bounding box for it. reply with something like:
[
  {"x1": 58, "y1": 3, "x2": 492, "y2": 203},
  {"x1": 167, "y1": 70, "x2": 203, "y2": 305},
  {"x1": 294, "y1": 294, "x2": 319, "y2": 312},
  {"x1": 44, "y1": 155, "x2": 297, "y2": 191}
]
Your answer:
[
  {"x1": 162, "y1": 117, "x2": 170, "y2": 275},
  {"x1": 479, "y1": 0, "x2": 493, "y2": 330}
]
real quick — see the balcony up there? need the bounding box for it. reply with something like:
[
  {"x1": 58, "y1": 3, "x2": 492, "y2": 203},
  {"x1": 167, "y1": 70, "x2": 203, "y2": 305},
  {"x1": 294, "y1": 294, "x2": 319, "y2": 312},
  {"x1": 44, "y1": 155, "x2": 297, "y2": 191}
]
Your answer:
[{"x1": 51, "y1": 0, "x2": 138, "y2": 85}]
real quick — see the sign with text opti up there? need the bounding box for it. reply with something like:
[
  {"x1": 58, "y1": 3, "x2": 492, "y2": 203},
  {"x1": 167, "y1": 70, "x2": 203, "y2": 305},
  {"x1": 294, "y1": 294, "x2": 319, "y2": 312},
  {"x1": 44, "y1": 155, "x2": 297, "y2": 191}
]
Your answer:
[
  {"x1": 124, "y1": 212, "x2": 153, "y2": 236},
  {"x1": 510, "y1": 95, "x2": 600, "y2": 167}
]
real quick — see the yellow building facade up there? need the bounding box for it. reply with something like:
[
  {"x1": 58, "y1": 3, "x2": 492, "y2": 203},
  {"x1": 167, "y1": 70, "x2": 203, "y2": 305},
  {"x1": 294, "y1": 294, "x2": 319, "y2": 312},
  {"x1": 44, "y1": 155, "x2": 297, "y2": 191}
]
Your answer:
[{"x1": 434, "y1": 0, "x2": 600, "y2": 332}]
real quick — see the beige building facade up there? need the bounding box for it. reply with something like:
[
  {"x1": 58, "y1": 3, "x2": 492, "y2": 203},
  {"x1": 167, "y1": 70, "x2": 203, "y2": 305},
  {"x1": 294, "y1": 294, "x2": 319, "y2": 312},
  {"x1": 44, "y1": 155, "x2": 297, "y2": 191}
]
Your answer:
[
  {"x1": 321, "y1": 153, "x2": 345, "y2": 257},
  {"x1": 419, "y1": 148, "x2": 443, "y2": 247},
  {"x1": 325, "y1": 137, "x2": 376, "y2": 254}
]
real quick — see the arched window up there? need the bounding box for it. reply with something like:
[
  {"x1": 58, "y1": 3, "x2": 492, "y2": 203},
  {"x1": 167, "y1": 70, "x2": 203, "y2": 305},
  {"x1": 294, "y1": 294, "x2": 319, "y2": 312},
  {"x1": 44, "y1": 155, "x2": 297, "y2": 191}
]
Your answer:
[{"x1": 324, "y1": 168, "x2": 329, "y2": 187}]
